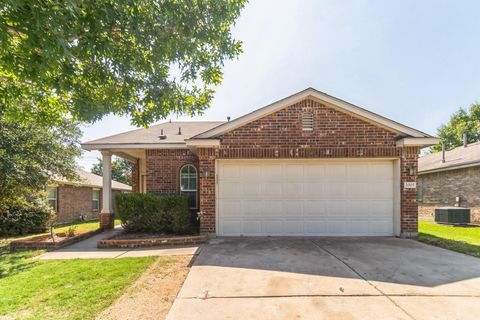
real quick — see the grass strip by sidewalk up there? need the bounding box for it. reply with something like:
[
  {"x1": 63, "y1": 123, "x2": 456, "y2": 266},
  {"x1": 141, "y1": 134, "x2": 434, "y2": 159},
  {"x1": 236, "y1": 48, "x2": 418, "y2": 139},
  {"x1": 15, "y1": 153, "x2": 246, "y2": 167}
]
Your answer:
[
  {"x1": 0, "y1": 251, "x2": 155, "y2": 320},
  {"x1": 418, "y1": 220, "x2": 480, "y2": 258}
]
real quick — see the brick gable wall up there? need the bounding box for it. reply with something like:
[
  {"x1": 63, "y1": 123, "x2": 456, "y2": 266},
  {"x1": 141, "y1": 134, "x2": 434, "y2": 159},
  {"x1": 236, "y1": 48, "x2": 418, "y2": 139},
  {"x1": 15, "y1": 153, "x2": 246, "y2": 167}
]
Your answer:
[{"x1": 220, "y1": 99, "x2": 397, "y2": 148}]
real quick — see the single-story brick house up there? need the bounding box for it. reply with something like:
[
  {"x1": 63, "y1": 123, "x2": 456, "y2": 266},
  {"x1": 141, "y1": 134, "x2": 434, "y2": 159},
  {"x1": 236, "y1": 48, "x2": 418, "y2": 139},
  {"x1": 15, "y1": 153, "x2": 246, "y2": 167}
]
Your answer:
[
  {"x1": 47, "y1": 169, "x2": 131, "y2": 222},
  {"x1": 418, "y1": 141, "x2": 480, "y2": 223},
  {"x1": 82, "y1": 88, "x2": 437, "y2": 237}
]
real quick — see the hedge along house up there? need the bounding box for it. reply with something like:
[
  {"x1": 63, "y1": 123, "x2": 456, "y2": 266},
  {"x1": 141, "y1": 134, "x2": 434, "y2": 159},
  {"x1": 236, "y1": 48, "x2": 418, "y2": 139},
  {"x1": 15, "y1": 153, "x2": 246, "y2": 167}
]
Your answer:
[
  {"x1": 82, "y1": 88, "x2": 438, "y2": 237},
  {"x1": 48, "y1": 169, "x2": 132, "y2": 223},
  {"x1": 418, "y1": 140, "x2": 480, "y2": 223}
]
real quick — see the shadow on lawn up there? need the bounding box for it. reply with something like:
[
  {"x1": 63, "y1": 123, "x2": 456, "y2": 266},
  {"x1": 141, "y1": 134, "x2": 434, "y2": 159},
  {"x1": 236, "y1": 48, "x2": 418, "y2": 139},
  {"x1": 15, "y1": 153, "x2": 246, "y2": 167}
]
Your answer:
[
  {"x1": 418, "y1": 232, "x2": 480, "y2": 258},
  {"x1": 0, "y1": 250, "x2": 39, "y2": 279}
]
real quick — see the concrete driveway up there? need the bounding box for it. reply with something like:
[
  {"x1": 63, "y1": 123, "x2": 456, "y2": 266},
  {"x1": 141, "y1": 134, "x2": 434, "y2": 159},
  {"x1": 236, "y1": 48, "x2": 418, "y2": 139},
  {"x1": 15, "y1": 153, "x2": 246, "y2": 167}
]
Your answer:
[{"x1": 167, "y1": 237, "x2": 480, "y2": 320}]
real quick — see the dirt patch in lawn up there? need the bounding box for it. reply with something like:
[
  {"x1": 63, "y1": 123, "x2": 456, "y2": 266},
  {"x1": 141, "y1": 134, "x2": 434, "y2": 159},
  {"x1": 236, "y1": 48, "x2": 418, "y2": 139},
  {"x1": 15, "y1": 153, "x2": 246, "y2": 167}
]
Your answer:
[{"x1": 96, "y1": 255, "x2": 193, "y2": 320}]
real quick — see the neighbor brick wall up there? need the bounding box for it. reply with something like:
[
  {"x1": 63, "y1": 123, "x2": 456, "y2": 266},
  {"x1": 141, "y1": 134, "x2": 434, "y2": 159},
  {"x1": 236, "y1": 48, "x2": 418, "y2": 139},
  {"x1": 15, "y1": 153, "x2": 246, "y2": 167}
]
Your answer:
[
  {"x1": 197, "y1": 98, "x2": 420, "y2": 236},
  {"x1": 146, "y1": 149, "x2": 198, "y2": 195},
  {"x1": 56, "y1": 185, "x2": 123, "y2": 223},
  {"x1": 57, "y1": 185, "x2": 100, "y2": 222},
  {"x1": 419, "y1": 166, "x2": 480, "y2": 223}
]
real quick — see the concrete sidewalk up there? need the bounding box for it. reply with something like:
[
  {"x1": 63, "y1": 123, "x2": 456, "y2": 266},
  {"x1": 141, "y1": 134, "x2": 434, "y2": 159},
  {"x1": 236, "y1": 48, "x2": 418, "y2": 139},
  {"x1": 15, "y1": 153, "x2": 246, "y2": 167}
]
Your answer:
[{"x1": 38, "y1": 227, "x2": 201, "y2": 260}]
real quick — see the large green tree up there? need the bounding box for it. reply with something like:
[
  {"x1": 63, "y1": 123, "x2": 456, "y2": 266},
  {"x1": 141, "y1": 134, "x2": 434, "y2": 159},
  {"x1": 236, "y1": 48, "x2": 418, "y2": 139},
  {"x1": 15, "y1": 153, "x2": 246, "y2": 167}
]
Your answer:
[
  {"x1": 0, "y1": 0, "x2": 247, "y2": 126},
  {"x1": 431, "y1": 103, "x2": 480, "y2": 152},
  {"x1": 91, "y1": 157, "x2": 132, "y2": 186},
  {"x1": 0, "y1": 115, "x2": 82, "y2": 208}
]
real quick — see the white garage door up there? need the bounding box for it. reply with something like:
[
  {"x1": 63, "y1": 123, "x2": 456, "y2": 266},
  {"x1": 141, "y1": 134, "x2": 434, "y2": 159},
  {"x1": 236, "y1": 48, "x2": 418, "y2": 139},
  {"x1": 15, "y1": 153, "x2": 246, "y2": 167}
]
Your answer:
[{"x1": 217, "y1": 160, "x2": 394, "y2": 236}]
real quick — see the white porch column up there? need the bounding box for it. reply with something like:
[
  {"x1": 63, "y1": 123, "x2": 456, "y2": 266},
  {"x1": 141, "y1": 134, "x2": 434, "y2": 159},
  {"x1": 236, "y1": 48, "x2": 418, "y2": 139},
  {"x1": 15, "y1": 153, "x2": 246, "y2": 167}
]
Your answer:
[{"x1": 100, "y1": 150, "x2": 114, "y2": 228}]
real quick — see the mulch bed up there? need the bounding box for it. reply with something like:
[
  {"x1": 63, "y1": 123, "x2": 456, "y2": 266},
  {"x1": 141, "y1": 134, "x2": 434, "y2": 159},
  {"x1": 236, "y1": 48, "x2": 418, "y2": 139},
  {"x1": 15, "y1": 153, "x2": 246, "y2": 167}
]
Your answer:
[
  {"x1": 97, "y1": 232, "x2": 208, "y2": 249},
  {"x1": 10, "y1": 228, "x2": 103, "y2": 252}
]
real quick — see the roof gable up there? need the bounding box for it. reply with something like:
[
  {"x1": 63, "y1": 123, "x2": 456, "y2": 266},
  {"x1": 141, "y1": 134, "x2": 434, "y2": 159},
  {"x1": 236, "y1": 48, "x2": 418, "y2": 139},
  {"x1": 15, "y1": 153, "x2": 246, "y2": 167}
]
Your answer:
[{"x1": 193, "y1": 88, "x2": 432, "y2": 139}]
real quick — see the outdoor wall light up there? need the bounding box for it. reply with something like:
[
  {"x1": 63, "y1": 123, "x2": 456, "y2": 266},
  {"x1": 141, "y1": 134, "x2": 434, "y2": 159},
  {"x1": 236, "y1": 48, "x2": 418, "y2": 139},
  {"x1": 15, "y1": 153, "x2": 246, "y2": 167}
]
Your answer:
[
  {"x1": 408, "y1": 164, "x2": 417, "y2": 176},
  {"x1": 204, "y1": 166, "x2": 210, "y2": 178}
]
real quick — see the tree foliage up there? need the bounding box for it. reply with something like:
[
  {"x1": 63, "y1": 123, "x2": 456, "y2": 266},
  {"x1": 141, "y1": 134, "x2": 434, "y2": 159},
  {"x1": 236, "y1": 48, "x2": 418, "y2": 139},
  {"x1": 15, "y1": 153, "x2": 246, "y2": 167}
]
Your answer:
[
  {"x1": 0, "y1": 115, "x2": 82, "y2": 208},
  {"x1": 0, "y1": 0, "x2": 247, "y2": 126},
  {"x1": 431, "y1": 103, "x2": 480, "y2": 152},
  {"x1": 91, "y1": 157, "x2": 132, "y2": 186}
]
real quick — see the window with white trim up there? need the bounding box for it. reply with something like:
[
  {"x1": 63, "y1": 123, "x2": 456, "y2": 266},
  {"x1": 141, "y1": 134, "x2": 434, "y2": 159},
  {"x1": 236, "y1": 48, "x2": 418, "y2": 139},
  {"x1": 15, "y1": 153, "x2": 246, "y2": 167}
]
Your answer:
[
  {"x1": 92, "y1": 189, "x2": 100, "y2": 211},
  {"x1": 46, "y1": 186, "x2": 57, "y2": 211},
  {"x1": 180, "y1": 164, "x2": 198, "y2": 209},
  {"x1": 302, "y1": 113, "x2": 313, "y2": 130}
]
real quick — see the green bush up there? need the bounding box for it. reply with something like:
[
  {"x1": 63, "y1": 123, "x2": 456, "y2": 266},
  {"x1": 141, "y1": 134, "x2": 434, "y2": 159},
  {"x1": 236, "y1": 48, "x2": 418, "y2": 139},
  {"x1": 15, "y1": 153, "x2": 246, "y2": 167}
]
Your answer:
[
  {"x1": 0, "y1": 199, "x2": 55, "y2": 236},
  {"x1": 115, "y1": 193, "x2": 191, "y2": 234}
]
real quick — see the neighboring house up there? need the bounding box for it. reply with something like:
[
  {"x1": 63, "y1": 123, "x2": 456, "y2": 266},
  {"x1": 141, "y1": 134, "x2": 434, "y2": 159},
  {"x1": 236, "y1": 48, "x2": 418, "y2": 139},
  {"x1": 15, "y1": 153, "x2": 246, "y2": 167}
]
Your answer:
[
  {"x1": 418, "y1": 141, "x2": 480, "y2": 223},
  {"x1": 47, "y1": 169, "x2": 131, "y2": 223},
  {"x1": 82, "y1": 88, "x2": 437, "y2": 237}
]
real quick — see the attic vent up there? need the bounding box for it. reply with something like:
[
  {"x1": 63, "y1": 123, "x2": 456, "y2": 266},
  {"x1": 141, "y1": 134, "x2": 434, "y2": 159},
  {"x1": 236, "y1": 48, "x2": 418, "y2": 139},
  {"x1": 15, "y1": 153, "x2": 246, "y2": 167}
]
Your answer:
[
  {"x1": 302, "y1": 113, "x2": 313, "y2": 131},
  {"x1": 159, "y1": 129, "x2": 167, "y2": 140}
]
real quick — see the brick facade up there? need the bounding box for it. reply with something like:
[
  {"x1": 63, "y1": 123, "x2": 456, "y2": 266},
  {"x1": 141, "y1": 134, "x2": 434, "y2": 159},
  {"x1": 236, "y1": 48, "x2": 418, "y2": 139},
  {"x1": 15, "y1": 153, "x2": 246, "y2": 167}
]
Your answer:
[
  {"x1": 146, "y1": 149, "x2": 198, "y2": 195},
  {"x1": 131, "y1": 160, "x2": 140, "y2": 193},
  {"x1": 419, "y1": 166, "x2": 480, "y2": 223},
  {"x1": 143, "y1": 98, "x2": 420, "y2": 237},
  {"x1": 56, "y1": 185, "x2": 122, "y2": 223}
]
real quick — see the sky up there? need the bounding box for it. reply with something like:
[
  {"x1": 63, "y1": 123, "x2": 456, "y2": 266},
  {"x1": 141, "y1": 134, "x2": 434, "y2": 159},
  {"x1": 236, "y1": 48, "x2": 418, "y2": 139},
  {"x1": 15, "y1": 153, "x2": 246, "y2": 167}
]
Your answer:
[{"x1": 78, "y1": 0, "x2": 480, "y2": 170}]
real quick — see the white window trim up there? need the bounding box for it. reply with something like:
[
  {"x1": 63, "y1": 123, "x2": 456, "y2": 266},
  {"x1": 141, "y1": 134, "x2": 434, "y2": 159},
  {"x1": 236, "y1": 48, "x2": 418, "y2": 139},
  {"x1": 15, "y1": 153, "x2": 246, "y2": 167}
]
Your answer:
[
  {"x1": 92, "y1": 188, "x2": 100, "y2": 211},
  {"x1": 46, "y1": 186, "x2": 58, "y2": 212},
  {"x1": 180, "y1": 164, "x2": 198, "y2": 209}
]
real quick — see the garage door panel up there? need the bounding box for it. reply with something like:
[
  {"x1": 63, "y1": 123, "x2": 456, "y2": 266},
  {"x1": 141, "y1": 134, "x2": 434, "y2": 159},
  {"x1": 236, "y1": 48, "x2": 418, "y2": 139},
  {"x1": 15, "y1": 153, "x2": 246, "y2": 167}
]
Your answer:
[
  {"x1": 222, "y1": 220, "x2": 242, "y2": 235},
  {"x1": 262, "y1": 164, "x2": 283, "y2": 181},
  {"x1": 219, "y1": 200, "x2": 242, "y2": 216},
  {"x1": 347, "y1": 182, "x2": 370, "y2": 197},
  {"x1": 243, "y1": 220, "x2": 262, "y2": 234},
  {"x1": 243, "y1": 182, "x2": 261, "y2": 197},
  {"x1": 303, "y1": 182, "x2": 325, "y2": 196},
  {"x1": 325, "y1": 183, "x2": 347, "y2": 198},
  {"x1": 218, "y1": 160, "x2": 394, "y2": 236},
  {"x1": 305, "y1": 200, "x2": 326, "y2": 216},
  {"x1": 305, "y1": 165, "x2": 325, "y2": 180},
  {"x1": 304, "y1": 220, "x2": 327, "y2": 234},
  {"x1": 219, "y1": 182, "x2": 241, "y2": 198},
  {"x1": 284, "y1": 220, "x2": 304, "y2": 234},
  {"x1": 326, "y1": 200, "x2": 347, "y2": 215},
  {"x1": 263, "y1": 200, "x2": 284, "y2": 216},
  {"x1": 263, "y1": 220, "x2": 283, "y2": 234},
  {"x1": 221, "y1": 164, "x2": 241, "y2": 179},
  {"x1": 243, "y1": 164, "x2": 262, "y2": 180},
  {"x1": 262, "y1": 183, "x2": 282, "y2": 197},
  {"x1": 327, "y1": 220, "x2": 348, "y2": 234},
  {"x1": 285, "y1": 200, "x2": 303, "y2": 216},
  {"x1": 243, "y1": 200, "x2": 262, "y2": 216},
  {"x1": 284, "y1": 182, "x2": 303, "y2": 195}
]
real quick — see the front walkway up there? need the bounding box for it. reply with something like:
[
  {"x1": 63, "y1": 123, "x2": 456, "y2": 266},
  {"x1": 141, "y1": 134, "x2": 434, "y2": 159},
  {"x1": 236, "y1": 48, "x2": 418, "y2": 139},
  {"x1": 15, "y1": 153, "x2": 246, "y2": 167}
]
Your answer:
[{"x1": 38, "y1": 227, "x2": 201, "y2": 259}]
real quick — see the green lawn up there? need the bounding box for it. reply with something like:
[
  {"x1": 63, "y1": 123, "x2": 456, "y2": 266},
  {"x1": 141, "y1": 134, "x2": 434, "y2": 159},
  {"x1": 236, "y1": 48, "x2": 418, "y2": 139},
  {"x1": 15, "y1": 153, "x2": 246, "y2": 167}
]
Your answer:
[
  {"x1": 0, "y1": 251, "x2": 155, "y2": 320},
  {"x1": 0, "y1": 219, "x2": 121, "y2": 254},
  {"x1": 418, "y1": 220, "x2": 480, "y2": 257}
]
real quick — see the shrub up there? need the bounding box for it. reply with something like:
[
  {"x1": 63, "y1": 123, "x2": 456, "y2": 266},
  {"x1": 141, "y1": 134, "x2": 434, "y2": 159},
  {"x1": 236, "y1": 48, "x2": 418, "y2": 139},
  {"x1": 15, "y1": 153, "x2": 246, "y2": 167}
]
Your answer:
[
  {"x1": 115, "y1": 193, "x2": 191, "y2": 234},
  {"x1": 0, "y1": 199, "x2": 55, "y2": 236}
]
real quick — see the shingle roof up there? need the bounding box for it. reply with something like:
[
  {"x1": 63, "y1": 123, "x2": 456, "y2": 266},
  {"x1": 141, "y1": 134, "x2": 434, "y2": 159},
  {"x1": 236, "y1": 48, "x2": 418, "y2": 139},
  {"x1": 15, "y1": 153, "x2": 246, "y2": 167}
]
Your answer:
[
  {"x1": 55, "y1": 169, "x2": 132, "y2": 191},
  {"x1": 82, "y1": 121, "x2": 225, "y2": 148},
  {"x1": 418, "y1": 142, "x2": 480, "y2": 174}
]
